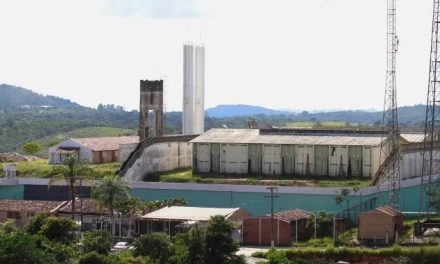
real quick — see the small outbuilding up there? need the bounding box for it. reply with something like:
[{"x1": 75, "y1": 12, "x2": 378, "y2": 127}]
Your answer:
[
  {"x1": 242, "y1": 209, "x2": 311, "y2": 246},
  {"x1": 0, "y1": 199, "x2": 63, "y2": 227},
  {"x1": 48, "y1": 136, "x2": 139, "y2": 164},
  {"x1": 358, "y1": 205, "x2": 404, "y2": 245},
  {"x1": 137, "y1": 206, "x2": 250, "y2": 239}
]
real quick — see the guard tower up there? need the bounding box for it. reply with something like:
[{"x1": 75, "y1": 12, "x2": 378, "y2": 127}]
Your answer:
[{"x1": 139, "y1": 80, "x2": 164, "y2": 140}]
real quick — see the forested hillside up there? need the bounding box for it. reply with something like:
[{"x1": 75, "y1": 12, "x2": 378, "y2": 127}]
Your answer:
[{"x1": 0, "y1": 84, "x2": 427, "y2": 153}]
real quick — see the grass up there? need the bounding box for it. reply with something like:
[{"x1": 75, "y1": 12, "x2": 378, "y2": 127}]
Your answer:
[
  {"x1": 153, "y1": 169, "x2": 372, "y2": 188},
  {"x1": 0, "y1": 159, "x2": 121, "y2": 178},
  {"x1": 253, "y1": 245, "x2": 440, "y2": 263},
  {"x1": 286, "y1": 121, "x2": 361, "y2": 128}
]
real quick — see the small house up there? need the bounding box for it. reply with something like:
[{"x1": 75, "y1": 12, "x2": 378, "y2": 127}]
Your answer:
[
  {"x1": 243, "y1": 209, "x2": 311, "y2": 246},
  {"x1": 358, "y1": 205, "x2": 404, "y2": 244},
  {"x1": 48, "y1": 136, "x2": 139, "y2": 164},
  {"x1": 0, "y1": 199, "x2": 63, "y2": 227},
  {"x1": 137, "y1": 206, "x2": 250, "y2": 240}
]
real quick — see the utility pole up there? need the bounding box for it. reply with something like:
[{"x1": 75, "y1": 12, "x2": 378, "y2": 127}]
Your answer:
[{"x1": 265, "y1": 186, "x2": 278, "y2": 247}]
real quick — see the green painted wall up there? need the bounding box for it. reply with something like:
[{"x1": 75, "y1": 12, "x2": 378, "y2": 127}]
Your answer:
[
  {"x1": 131, "y1": 184, "x2": 426, "y2": 216},
  {"x1": 0, "y1": 185, "x2": 23, "y2": 200}
]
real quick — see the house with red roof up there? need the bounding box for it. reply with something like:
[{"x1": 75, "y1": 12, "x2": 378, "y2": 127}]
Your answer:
[{"x1": 48, "y1": 136, "x2": 139, "y2": 164}]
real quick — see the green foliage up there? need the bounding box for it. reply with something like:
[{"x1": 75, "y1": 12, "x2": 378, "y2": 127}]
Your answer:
[
  {"x1": 133, "y1": 233, "x2": 174, "y2": 264},
  {"x1": 78, "y1": 251, "x2": 114, "y2": 264},
  {"x1": 0, "y1": 219, "x2": 17, "y2": 234},
  {"x1": 266, "y1": 248, "x2": 291, "y2": 264},
  {"x1": 92, "y1": 174, "x2": 131, "y2": 215},
  {"x1": 256, "y1": 246, "x2": 440, "y2": 264},
  {"x1": 335, "y1": 229, "x2": 358, "y2": 246},
  {"x1": 205, "y1": 215, "x2": 239, "y2": 264},
  {"x1": 25, "y1": 212, "x2": 47, "y2": 234},
  {"x1": 82, "y1": 230, "x2": 113, "y2": 255},
  {"x1": 306, "y1": 211, "x2": 334, "y2": 238},
  {"x1": 39, "y1": 216, "x2": 78, "y2": 244},
  {"x1": 0, "y1": 232, "x2": 56, "y2": 264},
  {"x1": 23, "y1": 141, "x2": 41, "y2": 155}
]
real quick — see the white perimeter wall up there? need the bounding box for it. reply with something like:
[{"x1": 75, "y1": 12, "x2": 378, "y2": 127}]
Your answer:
[{"x1": 124, "y1": 141, "x2": 193, "y2": 181}]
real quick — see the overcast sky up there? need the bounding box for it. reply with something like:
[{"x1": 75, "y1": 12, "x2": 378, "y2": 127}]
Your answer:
[{"x1": 0, "y1": 0, "x2": 434, "y2": 111}]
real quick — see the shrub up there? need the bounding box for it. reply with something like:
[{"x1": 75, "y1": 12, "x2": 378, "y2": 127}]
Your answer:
[
  {"x1": 133, "y1": 233, "x2": 173, "y2": 264},
  {"x1": 82, "y1": 230, "x2": 113, "y2": 254},
  {"x1": 266, "y1": 248, "x2": 291, "y2": 264},
  {"x1": 25, "y1": 213, "x2": 47, "y2": 234},
  {"x1": 40, "y1": 216, "x2": 78, "y2": 244},
  {"x1": 0, "y1": 232, "x2": 56, "y2": 264},
  {"x1": 78, "y1": 251, "x2": 112, "y2": 264}
]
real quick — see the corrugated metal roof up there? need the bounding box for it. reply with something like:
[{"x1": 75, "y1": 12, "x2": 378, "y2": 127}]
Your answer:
[
  {"x1": 191, "y1": 129, "x2": 386, "y2": 146},
  {"x1": 269, "y1": 209, "x2": 311, "y2": 222},
  {"x1": 400, "y1": 133, "x2": 425, "y2": 143},
  {"x1": 141, "y1": 206, "x2": 241, "y2": 221},
  {"x1": 72, "y1": 136, "x2": 139, "y2": 151}
]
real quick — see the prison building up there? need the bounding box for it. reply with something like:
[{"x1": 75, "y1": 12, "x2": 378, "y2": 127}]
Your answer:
[{"x1": 190, "y1": 128, "x2": 423, "y2": 178}]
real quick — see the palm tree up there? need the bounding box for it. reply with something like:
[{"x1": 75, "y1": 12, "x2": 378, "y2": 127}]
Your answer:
[
  {"x1": 49, "y1": 154, "x2": 93, "y2": 220},
  {"x1": 92, "y1": 174, "x2": 131, "y2": 235}
]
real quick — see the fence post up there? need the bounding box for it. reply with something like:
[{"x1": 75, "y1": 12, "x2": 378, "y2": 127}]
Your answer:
[
  {"x1": 314, "y1": 214, "x2": 317, "y2": 239},
  {"x1": 333, "y1": 214, "x2": 336, "y2": 244}
]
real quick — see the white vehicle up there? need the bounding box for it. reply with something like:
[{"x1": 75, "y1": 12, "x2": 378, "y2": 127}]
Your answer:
[{"x1": 111, "y1": 241, "x2": 131, "y2": 251}]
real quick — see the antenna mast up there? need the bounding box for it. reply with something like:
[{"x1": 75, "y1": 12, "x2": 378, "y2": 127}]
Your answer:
[
  {"x1": 380, "y1": 0, "x2": 401, "y2": 208},
  {"x1": 419, "y1": 0, "x2": 440, "y2": 217}
]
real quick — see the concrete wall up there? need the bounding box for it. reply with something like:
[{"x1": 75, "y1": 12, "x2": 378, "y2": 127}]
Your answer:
[
  {"x1": 124, "y1": 141, "x2": 192, "y2": 181},
  {"x1": 48, "y1": 139, "x2": 92, "y2": 164},
  {"x1": 119, "y1": 143, "x2": 138, "y2": 163}
]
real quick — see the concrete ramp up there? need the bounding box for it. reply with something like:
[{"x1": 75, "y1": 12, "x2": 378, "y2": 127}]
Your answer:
[{"x1": 118, "y1": 135, "x2": 198, "y2": 181}]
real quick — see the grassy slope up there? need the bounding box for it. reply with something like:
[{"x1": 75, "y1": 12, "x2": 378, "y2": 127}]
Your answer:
[{"x1": 156, "y1": 169, "x2": 371, "y2": 188}]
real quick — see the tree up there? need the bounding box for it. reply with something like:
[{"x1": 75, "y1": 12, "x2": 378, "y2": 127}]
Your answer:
[
  {"x1": 92, "y1": 174, "x2": 131, "y2": 235},
  {"x1": 205, "y1": 215, "x2": 239, "y2": 264},
  {"x1": 133, "y1": 233, "x2": 174, "y2": 264},
  {"x1": 118, "y1": 197, "x2": 141, "y2": 237},
  {"x1": 39, "y1": 216, "x2": 78, "y2": 244},
  {"x1": 25, "y1": 213, "x2": 47, "y2": 234},
  {"x1": 82, "y1": 230, "x2": 113, "y2": 255},
  {"x1": 0, "y1": 219, "x2": 17, "y2": 234},
  {"x1": 49, "y1": 154, "x2": 93, "y2": 220},
  {"x1": 0, "y1": 232, "x2": 56, "y2": 264},
  {"x1": 23, "y1": 141, "x2": 41, "y2": 155},
  {"x1": 306, "y1": 211, "x2": 334, "y2": 238},
  {"x1": 78, "y1": 251, "x2": 113, "y2": 264}
]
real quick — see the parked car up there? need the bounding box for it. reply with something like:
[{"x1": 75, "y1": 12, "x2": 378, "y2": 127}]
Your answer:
[{"x1": 111, "y1": 241, "x2": 131, "y2": 251}]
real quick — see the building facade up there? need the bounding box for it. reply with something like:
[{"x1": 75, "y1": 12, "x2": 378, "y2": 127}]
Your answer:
[{"x1": 190, "y1": 128, "x2": 424, "y2": 179}]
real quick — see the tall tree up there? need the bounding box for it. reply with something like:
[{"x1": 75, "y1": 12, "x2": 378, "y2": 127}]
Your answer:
[
  {"x1": 49, "y1": 154, "x2": 92, "y2": 220},
  {"x1": 205, "y1": 215, "x2": 239, "y2": 264},
  {"x1": 23, "y1": 141, "x2": 41, "y2": 156},
  {"x1": 92, "y1": 174, "x2": 131, "y2": 235}
]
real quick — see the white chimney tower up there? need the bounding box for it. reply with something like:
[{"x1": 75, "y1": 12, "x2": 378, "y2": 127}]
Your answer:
[{"x1": 183, "y1": 44, "x2": 205, "y2": 135}]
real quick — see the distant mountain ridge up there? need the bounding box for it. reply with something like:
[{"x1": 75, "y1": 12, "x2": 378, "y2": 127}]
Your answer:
[
  {"x1": 206, "y1": 104, "x2": 291, "y2": 117},
  {"x1": 0, "y1": 84, "x2": 82, "y2": 110}
]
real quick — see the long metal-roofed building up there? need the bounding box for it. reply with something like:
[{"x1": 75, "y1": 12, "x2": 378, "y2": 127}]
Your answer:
[{"x1": 190, "y1": 128, "x2": 425, "y2": 179}]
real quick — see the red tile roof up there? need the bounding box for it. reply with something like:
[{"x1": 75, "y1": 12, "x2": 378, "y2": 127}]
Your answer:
[
  {"x1": 375, "y1": 205, "x2": 402, "y2": 217},
  {"x1": 268, "y1": 209, "x2": 311, "y2": 222},
  {"x1": 72, "y1": 136, "x2": 139, "y2": 151},
  {"x1": 0, "y1": 199, "x2": 63, "y2": 213},
  {"x1": 56, "y1": 198, "x2": 109, "y2": 215}
]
